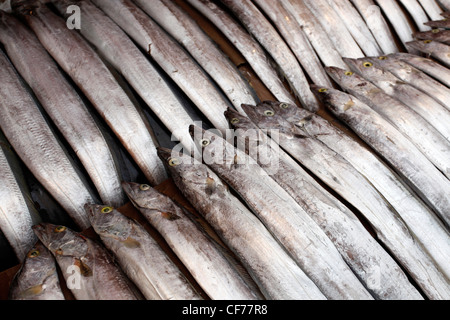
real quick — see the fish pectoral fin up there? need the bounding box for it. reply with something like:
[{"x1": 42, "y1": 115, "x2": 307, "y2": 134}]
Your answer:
[
  {"x1": 74, "y1": 258, "x2": 93, "y2": 277},
  {"x1": 122, "y1": 237, "x2": 141, "y2": 248},
  {"x1": 161, "y1": 211, "x2": 181, "y2": 221},
  {"x1": 20, "y1": 284, "x2": 44, "y2": 298}
]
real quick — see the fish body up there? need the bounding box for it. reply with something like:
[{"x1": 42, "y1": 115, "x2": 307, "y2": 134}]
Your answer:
[
  {"x1": 122, "y1": 182, "x2": 262, "y2": 300},
  {"x1": 419, "y1": 0, "x2": 444, "y2": 20},
  {"x1": 33, "y1": 223, "x2": 141, "y2": 300},
  {"x1": 399, "y1": 0, "x2": 432, "y2": 31},
  {"x1": 85, "y1": 204, "x2": 202, "y2": 300},
  {"x1": 9, "y1": 241, "x2": 64, "y2": 300},
  {"x1": 157, "y1": 148, "x2": 326, "y2": 300}
]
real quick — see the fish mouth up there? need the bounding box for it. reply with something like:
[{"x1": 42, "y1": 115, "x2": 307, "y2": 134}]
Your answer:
[{"x1": 156, "y1": 147, "x2": 174, "y2": 162}]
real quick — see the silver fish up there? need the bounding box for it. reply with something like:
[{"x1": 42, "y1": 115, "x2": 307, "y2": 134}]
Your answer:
[
  {"x1": 85, "y1": 204, "x2": 202, "y2": 300},
  {"x1": 419, "y1": 0, "x2": 444, "y2": 20},
  {"x1": 190, "y1": 125, "x2": 374, "y2": 300},
  {"x1": 33, "y1": 223, "x2": 141, "y2": 300},
  {"x1": 132, "y1": 0, "x2": 258, "y2": 114},
  {"x1": 414, "y1": 28, "x2": 450, "y2": 45},
  {"x1": 0, "y1": 49, "x2": 95, "y2": 230},
  {"x1": 186, "y1": 0, "x2": 296, "y2": 104},
  {"x1": 243, "y1": 101, "x2": 450, "y2": 299},
  {"x1": 0, "y1": 11, "x2": 126, "y2": 208},
  {"x1": 122, "y1": 182, "x2": 263, "y2": 300},
  {"x1": 219, "y1": 0, "x2": 320, "y2": 112},
  {"x1": 9, "y1": 241, "x2": 65, "y2": 300},
  {"x1": 157, "y1": 147, "x2": 326, "y2": 300},
  {"x1": 390, "y1": 52, "x2": 450, "y2": 87},
  {"x1": 22, "y1": 3, "x2": 167, "y2": 186},
  {"x1": 399, "y1": 0, "x2": 433, "y2": 31},
  {"x1": 53, "y1": 0, "x2": 197, "y2": 155},
  {"x1": 225, "y1": 107, "x2": 423, "y2": 300},
  {"x1": 405, "y1": 40, "x2": 450, "y2": 68}
]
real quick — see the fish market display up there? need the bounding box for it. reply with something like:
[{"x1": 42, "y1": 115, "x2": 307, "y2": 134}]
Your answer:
[
  {"x1": 9, "y1": 241, "x2": 64, "y2": 300},
  {"x1": 85, "y1": 204, "x2": 202, "y2": 300},
  {"x1": 406, "y1": 39, "x2": 450, "y2": 67},
  {"x1": 122, "y1": 182, "x2": 263, "y2": 300}
]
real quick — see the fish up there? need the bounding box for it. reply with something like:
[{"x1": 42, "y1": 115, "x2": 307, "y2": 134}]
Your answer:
[
  {"x1": 390, "y1": 52, "x2": 450, "y2": 87},
  {"x1": 326, "y1": 65, "x2": 450, "y2": 180},
  {"x1": 425, "y1": 17, "x2": 450, "y2": 28},
  {"x1": 366, "y1": 55, "x2": 450, "y2": 111},
  {"x1": 22, "y1": 3, "x2": 167, "y2": 187},
  {"x1": 280, "y1": 0, "x2": 348, "y2": 69},
  {"x1": 439, "y1": 0, "x2": 450, "y2": 10},
  {"x1": 225, "y1": 108, "x2": 423, "y2": 300},
  {"x1": 399, "y1": 0, "x2": 433, "y2": 31},
  {"x1": 186, "y1": 0, "x2": 296, "y2": 105},
  {"x1": 258, "y1": 99, "x2": 450, "y2": 282},
  {"x1": 419, "y1": 0, "x2": 444, "y2": 20},
  {"x1": 219, "y1": 0, "x2": 320, "y2": 112},
  {"x1": 132, "y1": 0, "x2": 258, "y2": 114},
  {"x1": 85, "y1": 204, "x2": 203, "y2": 300},
  {"x1": 33, "y1": 223, "x2": 141, "y2": 300},
  {"x1": 190, "y1": 125, "x2": 374, "y2": 300},
  {"x1": 243, "y1": 101, "x2": 450, "y2": 299},
  {"x1": 303, "y1": 0, "x2": 365, "y2": 58},
  {"x1": 9, "y1": 241, "x2": 65, "y2": 300},
  {"x1": 405, "y1": 40, "x2": 450, "y2": 68},
  {"x1": 157, "y1": 147, "x2": 326, "y2": 300},
  {"x1": 414, "y1": 28, "x2": 450, "y2": 44},
  {"x1": 0, "y1": 129, "x2": 41, "y2": 262},
  {"x1": 350, "y1": 0, "x2": 400, "y2": 54},
  {"x1": 344, "y1": 57, "x2": 450, "y2": 142},
  {"x1": 0, "y1": 10, "x2": 126, "y2": 208},
  {"x1": 122, "y1": 182, "x2": 263, "y2": 300},
  {"x1": 0, "y1": 49, "x2": 95, "y2": 230},
  {"x1": 53, "y1": 0, "x2": 197, "y2": 155},
  {"x1": 90, "y1": 0, "x2": 231, "y2": 134},
  {"x1": 252, "y1": 0, "x2": 333, "y2": 87},
  {"x1": 313, "y1": 86, "x2": 450, "y2": 233}
]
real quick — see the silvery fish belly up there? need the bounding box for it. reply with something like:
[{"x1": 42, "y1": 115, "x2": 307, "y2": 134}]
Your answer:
[
  {"x1": 9, "y1": 241, "x2": 64, "y2": 300},
  {"x1": 32, "y1": 223, "x2": 141, "y2": 300},
  {"x1": 122, "y1": 182, "x2": 263, "y2": 300},
  {"x1": 85, "y1": 204, "x2": 203, "y2": 300}
]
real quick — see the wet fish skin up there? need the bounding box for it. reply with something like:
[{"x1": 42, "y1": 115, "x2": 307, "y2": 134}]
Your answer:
[
  {"x1": 85, "y1": 203, "x2": 202, "y2": 300},
  {"x1": 405, "y1": 39, "x2": 450, "y2": 68},
  {"x1": 22, "y1": 3, "x2": 167, "y2": 186},
  {"x1": 225, "y1": 107, "x2": 423, "y2": 300},
  {"x1": 32, "y1": 223, "x2": 141, "y2": 300},
  {"x1": 414, "y1": 28, "x2": 450, "y2": 44},
  {"x1": 122, "y1": 181, "x2": 263, "y2": 300},
  {"x1": 9, "y1": 241, "x2": 65, "y2": 300},
  {"x1": 157, "y1": 147, "x2": 326, "y2": 300},
  {"x1": 399, "y1": 0, "x2": 432, "y2": 31},
  {"x1": 418, "y1": 0, "x2": 444, "y2": 20}
]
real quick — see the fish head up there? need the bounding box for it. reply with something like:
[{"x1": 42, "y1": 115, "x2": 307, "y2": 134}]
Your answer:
[
  {"x1": 241, "y1": 102, "x2": 288, "y2": 131},
  {"x1": 32, "y1": 223, "x2": 88, "y2": 257},
  {"x1": 310, "y1": 85, "x2": 357, "y2": 117},
  {"x1": 224, "y1": 107, "x2": 257, "y2": 131},
  {"x1": 343, "y1": 57, "x2": 391, "y2": 80},
  {"x1": 84, "y1": 203, "x2": 132, "y2": 241},
  {"x1": 325, "y1": 66, "x2": 375, "y2": 95},
  {"x1": 405, "y1": 40, "x2": 434, "y2": 54}
]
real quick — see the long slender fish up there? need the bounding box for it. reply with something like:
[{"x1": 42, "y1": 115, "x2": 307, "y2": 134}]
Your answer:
[
  {"x1": 225, "y1": 108, "x2": 423, "y2": 300},
  {"x1": 350, "y1": 0, "x2": 400, "y2": 54},
  {"x1": 425, "y1": 17, "x2": 450, "y2": 28},
  {"x1": 414, "y1": 28, "x2": 450, "y2": 45},
  {"x1": 0, "y1": 130, "x2": 41, "y2": 261},
  {"x1": 85, "y1": 204, "x2": 202, "y2": 300},
  {"x1": 33, "y1": 223, "x2": 141, "y2": 300},
  {"x1": 260, "y1": 99, "x2": 450, "y2": 281},
  {"x1": 399, "y1": 0, "x2": 433, "y2": 31},
  {"x1": 132, "y1": 0, "x2": 258, "y2": 114},
  {"x1": 313, "y1": 87, "x2": 450, "y2": 231},
  {"x1": 9, "y1": 241, "x2": 65, "y2": 300},
  {"x1": 0, "y1": 11, "x2": 125, "y2": 208},
  {"x1": 243, "y1": 102, "x2": 450, "y2": 299},
  {"x1": 325, "y1": 0, "x2": 383, "y2": 56},
  {"x1": 53, "y1": 0, "x2": 197, "y2": 155},
  {"x1": 280, "y1": 0, "x2": 347, "y2": 69},
  {"x1": 326, "y1": 65, "x2": 450, "y2": 180},
  {"x1": 219, "y1": 0, "x2": 320, "y2": 112},
  {"x1": 122, "y1": 182, "x2": 263, "y2": 300},
  {"x1": 303, "y1": 0, "x2": 365, "y2": 58},
  {"x1": 186, "y1": 0, "x2": 296, "y2": 105},
  {"x1": 91, "y1": 0, "x2": 231, "y2": 133},
  {"x1": 439, "y1": 0, "x2": 450, "y2": 10},
  {"x1": 345, "y1": 57, "x2": 450, "y2": 142},
  {"x1": 191, "y1": 125, "x2": 373, "y2": 300},
  {"x1": 253, "y1": 0, "x2": 333, "y2": 87},
  {"x1": 405, "y1": 40, "x2": 450, "y2": 68},
  {"x1": 157, "y1": 148, "x2": 326, "y2": 300},
  {"x1": 419, "y1": 0, "x2": 444, "y2": 20},
  {"x1": 367, "y1": 55, "x2": 450, "y2": 110},
  {"x1": 391, "y1": 52, "x2": 450, "y2": 87},
  {"x1": 0, "y1": 50, "x2": 95, "y2": 230},
  {"x1": 22, "y1": 4, "x2": 167, "y2": 186}
]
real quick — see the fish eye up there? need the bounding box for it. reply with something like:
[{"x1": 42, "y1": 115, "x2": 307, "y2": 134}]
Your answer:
[
  {"x1": 363, "y1": 62, "x2": 373, "y2": 68},
  {"x1": 230, "y1": 118, "x2": 240, "y2": 124},
  {"x1": 54, "y1": 226, "x2": 66, "y2": 233},
  {"x1": 344, "y1": 71, "x2": 354, "y2": 76},
  {"x1": 101, "y1": 206, "x2": 113, "y2": 214},
  {"x1": 264, "y1": 110, "x2": 275, "y2": 116},
  {"x1": 27, "y1": 250, "x2": 40, "y2": 258},
  {"x1": 168, "y1": 158, "x2": 180, "y2": 167},
  {"x1": 431, "y1": 29, "x2": 440, "y2": 33},
  {"x1": 200, "y1": 139, "x2": 210, "y2": 147},
  {"x1": 423, "y1": 40, "x2": 432, "y2": 44},
  {"x1": 139, "y1": 184, "x2": 151, "y2": 191},
  {"x1": 318, "y1": 88, "x2": 328, "y2": 93},
  {"x1": 279, "y1": 102, "x2": 289, "y2": 109},
  {"x1": 378, "y1": 56, "x2": 387, "y2": 60}
]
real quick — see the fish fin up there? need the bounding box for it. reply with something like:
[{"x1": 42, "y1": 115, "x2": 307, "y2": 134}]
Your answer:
[
  {"x1": 19, "y1": 285, "x2": 43, "y2": 298},
  {"x1": 122, "y1": 237, "x2": 141, "y2": 249},
  {"x1": 74, "y1": 258, "x2": 92, "y2": 277},
  {"x1": 205, "y1": 176, "x2": 216, "y2": 196},
  {"x1": 161, "y1": 211, "x2": 181, "y2": 221},
  {"x1": 344, "y1": 99, "x2": 355, "y2": 111}
]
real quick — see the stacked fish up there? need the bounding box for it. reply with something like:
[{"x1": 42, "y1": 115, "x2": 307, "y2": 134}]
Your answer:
[{"x1": 1, "y1": 0, "x2": 449, "y2": 300}]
